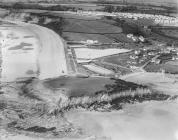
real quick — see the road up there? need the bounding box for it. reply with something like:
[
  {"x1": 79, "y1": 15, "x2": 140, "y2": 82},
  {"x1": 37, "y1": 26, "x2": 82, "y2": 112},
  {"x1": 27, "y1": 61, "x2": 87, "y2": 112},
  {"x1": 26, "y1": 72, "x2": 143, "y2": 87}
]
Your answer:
[{"x1": 0, "y1": 20, "x2": 68, "y2": 81}]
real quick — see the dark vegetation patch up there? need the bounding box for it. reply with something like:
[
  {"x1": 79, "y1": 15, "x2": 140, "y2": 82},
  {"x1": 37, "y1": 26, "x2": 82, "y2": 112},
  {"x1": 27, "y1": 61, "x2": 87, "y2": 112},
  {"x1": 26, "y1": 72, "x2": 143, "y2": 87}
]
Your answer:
[
  {"x1": 8, "y1": 122, "x2": 56, "y2": 133},
  {"x1": 63, "y1": 92, "x2": 171, "y2": 112},
  {"x1": 26, "y1": 126, "x2": 56, "y2": 133},
  {"x1": 0, "y1": 3, "x2": 79, "y2": 12},
  {"x1": 17, "y1": 78, "x2": 42, "y2": 101},
  {"x1": 114, "y1": 18, "x2": 147, "y2": 36},
  {"x1": 103, "y1": 78, "x2": 147, "y2": 94},
  {"x1": 101, "y1": 4, "x2": 177, "y2": 15},
  {"x1": 28, "y1": 13, "x2": 65, "y2": 36}
]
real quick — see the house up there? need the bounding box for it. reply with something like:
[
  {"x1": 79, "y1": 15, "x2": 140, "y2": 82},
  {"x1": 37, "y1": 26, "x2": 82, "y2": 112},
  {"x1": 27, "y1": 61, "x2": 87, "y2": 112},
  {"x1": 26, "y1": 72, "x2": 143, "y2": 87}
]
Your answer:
[
  {"x1": 139, "y1": 36, "x2": 145, "y2": 42},
  {"x1": 134, "y1": 50, "x2": 141, "y2": 55},
  {"x1": 130, "y1": 55, "x2": 138, "y2": 59},
  {"x1": 132, "y1": 36, "x2": 139, "y2": 42},
  {"x1": 127, "y1": 34, "x2": 133, "y2": 38}
]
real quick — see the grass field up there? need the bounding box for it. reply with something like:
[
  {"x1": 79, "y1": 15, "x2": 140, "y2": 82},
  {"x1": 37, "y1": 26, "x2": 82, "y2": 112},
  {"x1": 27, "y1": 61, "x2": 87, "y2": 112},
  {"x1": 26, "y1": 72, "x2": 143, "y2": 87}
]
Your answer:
[
  {"x1": 144, "y1": 60, "x2": 178, "y2": 74},
  {"x1": 62, "y1": 18, "x2": 124, "y2": 43},
  {"x1": 63, "y1": 19, "x2": 122, "y2": 34}
]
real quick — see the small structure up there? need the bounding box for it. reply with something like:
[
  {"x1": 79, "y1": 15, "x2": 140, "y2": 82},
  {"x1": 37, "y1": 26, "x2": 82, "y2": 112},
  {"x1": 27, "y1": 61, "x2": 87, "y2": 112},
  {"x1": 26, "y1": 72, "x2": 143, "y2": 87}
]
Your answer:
[
  {"x1": 132, "y1": 36, "x2": 139, "y2": 42},
  {"x1": 127, "y1": 34, "x2": 134, "y2": 38},
  {"x1": 139, "y1": 36, "x2": 145, "y2": 42},
  {"x1": 134, "y1": 50, "x2": 141, "y2": 55}
]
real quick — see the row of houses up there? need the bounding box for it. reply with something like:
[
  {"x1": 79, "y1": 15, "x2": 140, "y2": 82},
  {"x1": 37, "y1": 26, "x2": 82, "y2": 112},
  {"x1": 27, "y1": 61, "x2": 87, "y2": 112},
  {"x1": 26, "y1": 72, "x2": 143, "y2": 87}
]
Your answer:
[
  {"x1": 127, "y1": 34, "x2": 145, "y2": 42},
  {"x1": 74, "y1": 11, "x2": 178, "y2": 27}
]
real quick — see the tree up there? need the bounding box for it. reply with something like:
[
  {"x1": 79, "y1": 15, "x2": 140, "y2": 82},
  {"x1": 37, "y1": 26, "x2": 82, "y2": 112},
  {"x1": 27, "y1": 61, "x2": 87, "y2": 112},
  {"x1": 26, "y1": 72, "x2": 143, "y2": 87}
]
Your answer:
[{"x1": 104, "y1": 5, "x2": 115, "y2": 13}]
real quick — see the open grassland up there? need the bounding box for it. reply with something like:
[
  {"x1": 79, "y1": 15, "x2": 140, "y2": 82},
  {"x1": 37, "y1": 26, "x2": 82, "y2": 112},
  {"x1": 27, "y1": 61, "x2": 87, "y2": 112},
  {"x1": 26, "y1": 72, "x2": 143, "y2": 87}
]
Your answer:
[{"x1": 63, "y1": 19, "x2": 122, "y2": 34}]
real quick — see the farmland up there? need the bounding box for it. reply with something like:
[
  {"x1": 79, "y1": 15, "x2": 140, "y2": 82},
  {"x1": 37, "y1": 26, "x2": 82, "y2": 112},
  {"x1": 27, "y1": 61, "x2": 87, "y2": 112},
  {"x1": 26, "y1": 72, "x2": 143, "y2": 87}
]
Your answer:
[{"x1": 62, "y1": 17, "x2": 125, "y2": 43}]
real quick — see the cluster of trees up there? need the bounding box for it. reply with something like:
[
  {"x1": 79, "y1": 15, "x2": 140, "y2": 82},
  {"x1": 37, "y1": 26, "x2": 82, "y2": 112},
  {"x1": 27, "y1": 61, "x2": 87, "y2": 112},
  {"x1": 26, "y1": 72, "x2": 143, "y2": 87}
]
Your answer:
[
  {"x1": 30, "y1": 13, "x2": 65, "y2": 36},
  {"x1": 0, "y1": 2, "x2": 81, "y2": 12},
  {"x1": 103, "y1": 5, "x2": 138, "y2": 13}
]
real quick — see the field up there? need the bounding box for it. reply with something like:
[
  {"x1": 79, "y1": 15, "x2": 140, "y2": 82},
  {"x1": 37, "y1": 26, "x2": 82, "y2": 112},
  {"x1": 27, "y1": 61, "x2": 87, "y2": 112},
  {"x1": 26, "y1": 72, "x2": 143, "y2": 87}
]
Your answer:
[
  {"x1": 62, "y1": 17, "x2": 125, "y2": 43},
  {"x1": 63, "y1": 19, "x2": 122, "y2": 34},
  {"x1": 145, "y1": 61, "x2": 178, "y2": 74},
  {"x1": 44, "y1": 76, "x2": 148, "y2": 97},
  {"x1": 63, "y1": 32, "x2": 114, "y2": 43},
  {"x1": 83, "y1": 64, "x2": 114, "y2": 75},
  {"x1": 74, "y1": 48, "x2": 130, "y2": 59},
  {"x1": 44, "y1": 76, "x2": 114, "y2": 97},
  {"x1": 125, "y1": 0, "x2": 178, "y2": 7},
  {"x1": 160, "y1": 28, "x2": 178, "y2": 39},
  {"x1": 103, "y1": 52, "x2": 134, "y2": 68}
]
